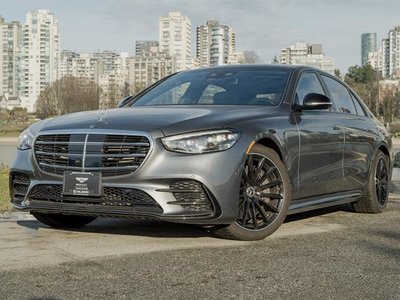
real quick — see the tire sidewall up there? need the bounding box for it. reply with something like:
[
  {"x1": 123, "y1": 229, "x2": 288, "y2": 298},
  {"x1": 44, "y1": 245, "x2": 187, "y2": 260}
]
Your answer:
[
  {"x1": 218, "y1": 145, "x2": 291, "y2": 240},
  {"x1": 368, "y1": 151, "x2": 389, "y2": 211}
]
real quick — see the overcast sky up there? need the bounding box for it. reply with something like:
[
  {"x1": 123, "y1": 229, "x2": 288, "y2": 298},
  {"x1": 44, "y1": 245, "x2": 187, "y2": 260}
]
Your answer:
[{"x1": 1, "y1": 0, "x2": 400, "y2": 73}]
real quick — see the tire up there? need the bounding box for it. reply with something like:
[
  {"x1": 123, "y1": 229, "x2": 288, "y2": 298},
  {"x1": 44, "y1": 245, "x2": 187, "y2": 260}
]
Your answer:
[
  {"x1": 213, "y1": 145, "x2": 291, "y2": 240},
  {"x1": 352, "y1": 150, "x2": 389, "y2": 213},
  {"x1": 32, "y1": 213, "x2": 97, "y2": 228}
]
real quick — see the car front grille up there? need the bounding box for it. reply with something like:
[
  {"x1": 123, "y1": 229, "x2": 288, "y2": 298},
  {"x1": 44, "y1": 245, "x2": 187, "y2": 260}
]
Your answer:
[
  {"x1": 29, "y1": 184, "x2": 163, "y2": 212},
  {"x1": 34, "y1": 134, "x2": 150, "y2": 177}
]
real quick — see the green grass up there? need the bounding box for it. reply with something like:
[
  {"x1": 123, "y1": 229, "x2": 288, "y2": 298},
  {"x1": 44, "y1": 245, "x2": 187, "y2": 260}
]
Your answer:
[
  {"x1": 0, "y1": 124, "x2": 28, "y2": 137},
  {"x1": 0, "y1": 169, "x2": 10, "y2": 211}
]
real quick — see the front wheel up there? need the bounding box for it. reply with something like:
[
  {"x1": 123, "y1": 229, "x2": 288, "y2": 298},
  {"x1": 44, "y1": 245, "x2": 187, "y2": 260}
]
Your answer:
[
  {"x1": 213, "y1": 145, "x2": 290, "y2": 240},
  {"x1": 32, "y1": 213, "x2": 97, "y2": 228}
]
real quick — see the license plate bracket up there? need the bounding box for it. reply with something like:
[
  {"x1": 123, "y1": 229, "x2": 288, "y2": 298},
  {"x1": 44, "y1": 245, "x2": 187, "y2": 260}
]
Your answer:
[{"x1": 63, "y1": 171, "x2": 102, "y2": 197}]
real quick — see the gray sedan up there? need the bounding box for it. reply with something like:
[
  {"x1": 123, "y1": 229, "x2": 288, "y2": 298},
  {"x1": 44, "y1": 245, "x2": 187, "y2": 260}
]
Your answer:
[{"x1": 10, "y1": 65, "x2": 392, "y2": 240}]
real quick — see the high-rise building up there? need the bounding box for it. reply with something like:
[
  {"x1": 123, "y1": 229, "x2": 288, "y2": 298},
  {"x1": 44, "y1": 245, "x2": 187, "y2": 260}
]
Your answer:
[
  {"x1": 380, "y1": 26, "x2": 400, "y2": 78},
  {"x1": 361, "y1": 33, "x2": 377, "y2": 66},
  {"x1": 367, "y1": 49, "x2": 383, "y2": 73},
  {"x1": 20, "y1": 9, "x2": 60, "y2": 112},
  {"x1": 382, "y1": 38, "x2": 390, "y2": 77},
  {"x1": 59, "y1": 51, "x2": 102, "y2": 83},
  {"x1": 196, "y1": 20, "x2": 236, "y2": 67},
  {"x1": 93, "y1": 50, "x2": 119, "y2": 75},
  {"x1": 159, "y1": 12, "x2": 192, "y2": 71},
  {"x1": 99, "y1": 52, "x2": 130, "y2": 108},
  {"x1": 135, "y1": 40, "x2": 159, "y2": 56},
  {"x1": 280, "y1": 42, "x2": 335, "y2": 74},
  {"x1": 0, "y1": 16, "x2": 21, "y2": 98},
  {"x1": 129, "y1": 46, "x2": 175, "y2": 94}
]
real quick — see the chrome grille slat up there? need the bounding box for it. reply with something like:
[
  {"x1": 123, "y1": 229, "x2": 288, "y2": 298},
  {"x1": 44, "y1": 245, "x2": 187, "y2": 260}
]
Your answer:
[
  {"x1": 36, "y1": 151, "x2": 146, "y2": 158},
  {"x1": 38, "y1": 162, "x2": 140, "y2": 171},
  {"x1": 35, "y1": 141, "x2": 150, "y2": 146},
  {"x1": 34, "y1": 134, "x2": 150, "y2": 177}
]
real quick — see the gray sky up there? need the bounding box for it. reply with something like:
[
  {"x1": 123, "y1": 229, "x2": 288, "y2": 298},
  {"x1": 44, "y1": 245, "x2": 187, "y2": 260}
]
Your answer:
[{"x1": 1, "y1": 0, "x2": 400, "y2": 73}]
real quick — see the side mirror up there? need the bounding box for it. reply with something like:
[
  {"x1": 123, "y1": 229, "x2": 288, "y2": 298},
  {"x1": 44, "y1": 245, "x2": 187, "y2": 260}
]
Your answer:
[
  {"x1": 296, "y1": 93, "x2": 332, "y2": 110},
  {"x1": 117, "y1": 95, "x2": 134, "y2": 108}
]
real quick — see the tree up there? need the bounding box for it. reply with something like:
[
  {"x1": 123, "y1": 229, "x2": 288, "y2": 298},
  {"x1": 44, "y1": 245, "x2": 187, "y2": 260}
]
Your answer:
[
  {"x1": 271, "y1": 55, "x2": 279, "y2": 64},
  {"x1": 344, "y1": 64, "x2": 380, "y2": 116},
  {"x1": 334, "y1": 69, "x2": 341, "y2": 79},
  {"x1": 9, "y1": 107, "x2": 28, "y2": 124},
  {"x1": 36, "y1": 76, "x2": 101, "y2": 119},
  {"x1": 380, "y1": 90, "x2": 400, "y2": 125},
  {"x1": 243, "y1": 51, "x2": 263, "y2": 64}
]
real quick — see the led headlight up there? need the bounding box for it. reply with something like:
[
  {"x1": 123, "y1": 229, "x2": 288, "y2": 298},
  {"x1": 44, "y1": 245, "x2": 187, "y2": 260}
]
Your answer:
[
  {"x1": 18, "y1": 128, "x2": 34, "y2": 150},
  {"x1": 162, "y1": 129, "x2": 240, "y2": 154}
]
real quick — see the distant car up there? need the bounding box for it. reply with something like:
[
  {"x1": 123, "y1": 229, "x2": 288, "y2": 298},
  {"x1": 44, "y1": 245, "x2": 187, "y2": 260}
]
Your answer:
[{"x1": 10, "y1": 65, "x2": 393, "y2": 240}]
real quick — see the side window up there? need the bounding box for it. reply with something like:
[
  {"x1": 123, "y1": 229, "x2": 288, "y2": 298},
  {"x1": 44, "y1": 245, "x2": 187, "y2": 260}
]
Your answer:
[
  {"x1": 320, "y1": 75, "x2": 356, "y2": 114},
  {"x1": 295, "y1": 72, "x2": 325, "y2": 105},
  {"x1": 350, "y1": 92, "x2": 366, "y2": 117}
]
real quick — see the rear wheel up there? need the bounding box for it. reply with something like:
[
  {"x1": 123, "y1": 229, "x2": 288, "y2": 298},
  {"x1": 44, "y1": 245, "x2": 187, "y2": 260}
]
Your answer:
[
  {"x1": 32, "y1": 213, "x2": 97, "y2": 228},
  {"x1": 352, "y1": 150, "x2": 389, "y2": 213},
  {"x1": 213, "y1": 145, "x2": 290, "y2": 240}
]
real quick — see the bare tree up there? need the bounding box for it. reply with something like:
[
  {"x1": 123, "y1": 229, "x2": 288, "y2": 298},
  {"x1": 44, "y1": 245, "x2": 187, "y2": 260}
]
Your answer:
[
  {"x1": 36, "y1": 76, "x2": 100, "y2": 119},
  {"x1": 243, "y1": 51, "x2": 263, "y2": 64}
]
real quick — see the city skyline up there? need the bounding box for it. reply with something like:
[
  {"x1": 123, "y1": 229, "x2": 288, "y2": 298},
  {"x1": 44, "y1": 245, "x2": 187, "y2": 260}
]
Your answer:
[{"x1": 1, "y1": 0, "x2": 400, "y2": 73}]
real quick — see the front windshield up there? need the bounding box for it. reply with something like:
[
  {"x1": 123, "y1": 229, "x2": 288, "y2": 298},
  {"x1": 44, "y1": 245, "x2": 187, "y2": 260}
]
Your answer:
[{"x1": 130, "y1": 68, "x2": 290, "y2": 107}]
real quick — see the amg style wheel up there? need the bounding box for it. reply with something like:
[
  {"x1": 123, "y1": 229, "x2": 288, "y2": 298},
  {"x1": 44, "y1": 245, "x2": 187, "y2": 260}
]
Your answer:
[
  {"x1": 32, "y1": 213, "x2": 97, "y2": 228},
  {"x1": 213, "y1": 145, "x2": 290, "y2": 240},
  {"x1": 353, "y1": 150, "x2": 389, "y2": 213}
]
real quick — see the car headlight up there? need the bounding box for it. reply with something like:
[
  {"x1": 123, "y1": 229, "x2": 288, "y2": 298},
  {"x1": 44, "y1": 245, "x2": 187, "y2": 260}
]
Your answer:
[
  {"x1": 18, "y1": 129, "x2": 34, "y2": 150},
  {"x1": 162, "y1": 129, "x2": 240, "y2": 154}
]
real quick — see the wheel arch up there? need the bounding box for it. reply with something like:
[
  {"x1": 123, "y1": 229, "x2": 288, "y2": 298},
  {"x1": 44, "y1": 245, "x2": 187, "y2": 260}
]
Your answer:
[
  {"x1": 378, "y1": 144, "x2": 390, "y2": 159},
  {"x1": 255, "y1": 136, "x2": 283, "y2": 161}
]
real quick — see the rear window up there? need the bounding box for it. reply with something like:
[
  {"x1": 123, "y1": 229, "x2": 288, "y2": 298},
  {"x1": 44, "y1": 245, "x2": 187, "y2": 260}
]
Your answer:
[{"x1": 131, "y1": 68, "x2": 291, "y2": 106}]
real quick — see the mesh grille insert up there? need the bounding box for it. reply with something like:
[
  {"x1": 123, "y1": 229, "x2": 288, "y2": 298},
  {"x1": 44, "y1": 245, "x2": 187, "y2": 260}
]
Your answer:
[
  {"x1": 29, "y1": 184, "x2": 163, "y2": 212},
  {"x1": 169, "y1": 180, "x2": 213, "y2": 213}
]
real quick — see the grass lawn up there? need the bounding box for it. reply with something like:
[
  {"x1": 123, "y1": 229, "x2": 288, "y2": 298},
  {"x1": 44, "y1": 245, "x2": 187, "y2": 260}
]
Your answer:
[{"x1": 0, "y1": 169, "x2": 10, "y2": 211}]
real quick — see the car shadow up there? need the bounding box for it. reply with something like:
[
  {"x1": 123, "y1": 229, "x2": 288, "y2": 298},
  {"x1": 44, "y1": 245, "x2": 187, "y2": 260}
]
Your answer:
[
  {"x1": 284, "y1": 203, "x2": 354, "y2": 223},
  {"x1": 17, "y1": 204, "x2": 354, "y2": 239},
  {"x1": 17, "y1": 218, "x2": 215, "y2": 239}
]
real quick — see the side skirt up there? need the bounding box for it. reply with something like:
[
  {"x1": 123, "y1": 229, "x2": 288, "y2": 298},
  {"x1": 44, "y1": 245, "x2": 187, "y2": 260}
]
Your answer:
[{"x1": 287, "y1": 191, "x2": 363, "y2": 215}]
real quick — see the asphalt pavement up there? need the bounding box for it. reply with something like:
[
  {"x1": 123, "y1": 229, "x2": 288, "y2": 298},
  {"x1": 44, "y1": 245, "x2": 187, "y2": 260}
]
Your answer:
[{"x1": 1, "y1": 197, "x2": 400, "y2": 300}]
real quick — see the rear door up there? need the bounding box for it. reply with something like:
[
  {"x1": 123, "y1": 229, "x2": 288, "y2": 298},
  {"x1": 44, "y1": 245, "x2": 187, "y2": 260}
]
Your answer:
[{"x1": 319, "y1": 74, "x2": 376, "y2": 191}]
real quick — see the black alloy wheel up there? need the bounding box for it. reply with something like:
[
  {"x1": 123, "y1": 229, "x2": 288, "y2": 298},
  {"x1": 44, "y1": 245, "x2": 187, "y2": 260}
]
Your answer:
[
  {"x1": 236, "y1": 153, "x2": 284, "y2": 230},
  {"x1": 353, "y1": 150, "x2": 389, "y2": 214},
  {"x1": 375, "y1": 156, "x2": 389, "y2": 206},
  {"x1": 212, "y1": 145, "x2": 290, "y2": 240}
]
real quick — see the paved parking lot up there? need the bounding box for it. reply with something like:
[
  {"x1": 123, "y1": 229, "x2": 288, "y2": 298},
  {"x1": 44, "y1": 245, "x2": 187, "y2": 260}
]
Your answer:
[{"x1": 1, "y1": 197, "x2": 399, "y2": 299}]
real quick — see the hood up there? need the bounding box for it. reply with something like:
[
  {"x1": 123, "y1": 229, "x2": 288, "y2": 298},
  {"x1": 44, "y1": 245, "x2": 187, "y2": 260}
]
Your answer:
[{"x1": 36, "y1": 106, "x2": 277, "y2": 137}]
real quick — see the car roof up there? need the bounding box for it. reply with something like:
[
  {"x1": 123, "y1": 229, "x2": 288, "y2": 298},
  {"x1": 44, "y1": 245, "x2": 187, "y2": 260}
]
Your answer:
[{"x1": 180, "y1": 64, "x2": 319, "y2": 73}]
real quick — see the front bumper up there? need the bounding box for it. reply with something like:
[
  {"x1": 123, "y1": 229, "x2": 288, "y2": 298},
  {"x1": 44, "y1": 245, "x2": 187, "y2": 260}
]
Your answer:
[{"x1": 10, "y1": 131, "x2": 250, "y2": 225}]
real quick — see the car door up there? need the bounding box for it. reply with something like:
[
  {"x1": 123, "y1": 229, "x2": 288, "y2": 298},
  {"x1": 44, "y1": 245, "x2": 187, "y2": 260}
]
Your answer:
[
  {"x1": 292, "y1": 72, "x2": 344, "y2": 200},
  {"x1": 319, "y1": 75, "x2": 376, "y2": 192}
]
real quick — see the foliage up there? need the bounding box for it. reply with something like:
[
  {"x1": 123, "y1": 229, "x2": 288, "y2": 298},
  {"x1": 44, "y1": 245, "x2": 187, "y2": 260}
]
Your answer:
[
  {"x1": 0, "y1": 168, "x2": 10, "y2": 211},
  {"x1": 36, "y1": 76, "x2": 101, "y2": 119},
  {"x1": 334, "y1": 69, "x2": 341, "y2": 79},
  {"x1": 344, "y1": 64, "x2": 380, "y2": 117},
  {"x1": 345, "y1": 64, "x2": 377, "y2": 84},
  {"x1": 243, "y1": 51, "x2": 263, "y2": 64},
  {"x1": 0, "y1": 108, "x2": 33, "y2": 136},
  {"x1": 380, "y1": 91, "x2": 400, "y2": 125}
]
